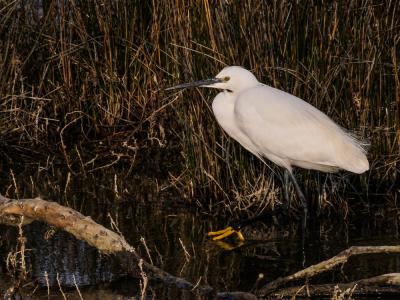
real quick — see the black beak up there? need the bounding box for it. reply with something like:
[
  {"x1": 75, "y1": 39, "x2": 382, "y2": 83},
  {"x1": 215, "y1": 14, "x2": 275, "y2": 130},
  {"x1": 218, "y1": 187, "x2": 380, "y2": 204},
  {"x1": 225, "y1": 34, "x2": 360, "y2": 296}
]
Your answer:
[{"x1": 166, "y1": 78, "x2": 223, "y2": 91}]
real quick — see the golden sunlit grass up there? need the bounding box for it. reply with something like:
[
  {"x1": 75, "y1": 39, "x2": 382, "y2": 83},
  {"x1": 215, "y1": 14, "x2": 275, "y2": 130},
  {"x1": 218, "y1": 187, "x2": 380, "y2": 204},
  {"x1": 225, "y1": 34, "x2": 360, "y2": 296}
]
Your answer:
[{"x1": 0, "y1": 1, "x2": 399, "y2": 216}]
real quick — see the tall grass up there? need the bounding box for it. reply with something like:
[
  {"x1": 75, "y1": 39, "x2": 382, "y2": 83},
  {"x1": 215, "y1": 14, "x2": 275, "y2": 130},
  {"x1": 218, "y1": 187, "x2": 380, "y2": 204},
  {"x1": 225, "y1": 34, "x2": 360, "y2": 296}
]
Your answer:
[{"x1": 1, "y1": 0, "x2": 399, "y2": 216}]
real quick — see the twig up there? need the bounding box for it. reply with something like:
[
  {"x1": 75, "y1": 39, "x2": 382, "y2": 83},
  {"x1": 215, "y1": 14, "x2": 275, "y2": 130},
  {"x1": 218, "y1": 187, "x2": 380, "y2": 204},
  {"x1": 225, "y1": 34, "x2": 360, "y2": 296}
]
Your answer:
[
  {"x1": 139, "y1": 259, "x2": 148, "y2": 300},
  {"x1": 179, "y1": 238, "x2": 191, "y2": 261},
  {"x1": 56, "y1": 273, "x2": 67, "y2": 300},
  {"x1": 59, "y1": 113, "x2": 84, "y2": 173},
  {"x1": 44, "y1": 271, "x2": 50, "y2": 297},
  {"x1": 10, "y1": 169, "x2": 19, "y2": 199},
  {"x1": 17, "y1": 217, "x2": 27, "y2": 280},
  {"x1": 73, "y1": 274, "x2": 84, "y2": 300},
  {"x1": 140, "y1": 237, "x2": 154, "y2": 265}
]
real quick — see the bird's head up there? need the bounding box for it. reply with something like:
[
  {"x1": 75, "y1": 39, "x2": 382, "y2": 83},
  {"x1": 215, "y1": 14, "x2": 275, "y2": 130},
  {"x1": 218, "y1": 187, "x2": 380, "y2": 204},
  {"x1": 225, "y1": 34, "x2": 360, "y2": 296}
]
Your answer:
[{"x1": 166, "y1": 66, "x2": 260, "y2": 93}]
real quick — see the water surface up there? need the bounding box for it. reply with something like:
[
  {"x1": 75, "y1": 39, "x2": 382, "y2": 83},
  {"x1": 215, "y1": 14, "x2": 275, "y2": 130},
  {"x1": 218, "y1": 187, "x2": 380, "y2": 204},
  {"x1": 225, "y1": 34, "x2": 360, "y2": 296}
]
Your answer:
[{"x1": 0, "y1": 166, "x2": 399, "y2": 299}]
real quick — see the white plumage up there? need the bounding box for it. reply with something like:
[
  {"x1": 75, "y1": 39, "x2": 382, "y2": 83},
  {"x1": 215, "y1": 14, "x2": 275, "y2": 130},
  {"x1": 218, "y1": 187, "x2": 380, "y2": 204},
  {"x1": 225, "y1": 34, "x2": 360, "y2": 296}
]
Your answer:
[{"x1": 210, "y1": 66, "x2": 369, "y2": 175}]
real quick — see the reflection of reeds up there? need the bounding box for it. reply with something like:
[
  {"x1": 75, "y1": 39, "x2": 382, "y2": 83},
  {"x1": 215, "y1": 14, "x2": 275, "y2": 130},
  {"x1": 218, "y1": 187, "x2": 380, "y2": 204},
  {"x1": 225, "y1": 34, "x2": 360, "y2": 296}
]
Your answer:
[{"x1": 0, "y1": 1, "x2": 398, "y2": 214}]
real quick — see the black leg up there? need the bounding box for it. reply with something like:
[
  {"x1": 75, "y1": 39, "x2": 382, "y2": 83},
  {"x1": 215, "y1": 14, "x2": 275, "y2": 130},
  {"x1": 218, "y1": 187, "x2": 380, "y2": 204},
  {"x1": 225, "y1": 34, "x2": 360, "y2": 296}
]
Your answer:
[
  {"x1": 288, "y1": 171, "x2": 308, "y2": 229},
  {"x1": 287, "y1": 170, "x2": 307, "y2": 267},
  {"x1": 284, "y1": 169, "x2": 290, "y2": 210}
]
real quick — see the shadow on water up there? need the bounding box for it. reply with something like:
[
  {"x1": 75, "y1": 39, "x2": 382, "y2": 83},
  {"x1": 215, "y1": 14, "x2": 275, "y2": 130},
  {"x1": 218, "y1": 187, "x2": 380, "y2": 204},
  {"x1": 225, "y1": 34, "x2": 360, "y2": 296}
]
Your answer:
[{"x1": 0, "y1": 165, "x2": 399, "y2": 299}]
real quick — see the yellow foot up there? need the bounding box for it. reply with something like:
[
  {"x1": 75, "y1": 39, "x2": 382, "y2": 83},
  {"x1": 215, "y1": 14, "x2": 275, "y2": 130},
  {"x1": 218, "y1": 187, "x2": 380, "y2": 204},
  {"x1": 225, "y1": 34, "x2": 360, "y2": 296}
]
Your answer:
[
  {"x1": 207, "y1": 226, "x2": 245, "y2": 241},
  {"x1": 215, "y1": 240, "x2": 245, "y2": 251}
]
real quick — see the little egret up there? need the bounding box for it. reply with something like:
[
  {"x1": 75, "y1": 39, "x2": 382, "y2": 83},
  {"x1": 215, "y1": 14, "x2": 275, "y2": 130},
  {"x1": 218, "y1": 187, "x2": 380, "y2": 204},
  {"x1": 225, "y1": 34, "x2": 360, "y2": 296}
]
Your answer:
[{"x1": 167, "y1": 66, "x2": 369, "y2": 241}]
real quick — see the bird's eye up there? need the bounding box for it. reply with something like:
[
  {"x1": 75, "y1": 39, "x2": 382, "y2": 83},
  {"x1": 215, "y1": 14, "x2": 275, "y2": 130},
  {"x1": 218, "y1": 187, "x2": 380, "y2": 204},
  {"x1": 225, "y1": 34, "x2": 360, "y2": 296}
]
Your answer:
[{"x1": 224, "y1": 76, "x2": 230, "y2": 82}]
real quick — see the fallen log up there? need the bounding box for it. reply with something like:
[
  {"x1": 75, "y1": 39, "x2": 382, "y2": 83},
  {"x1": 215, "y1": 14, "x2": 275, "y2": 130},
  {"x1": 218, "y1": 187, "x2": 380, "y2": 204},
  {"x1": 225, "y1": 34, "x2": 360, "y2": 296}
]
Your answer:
[{"x1": 0, "y1": 194, "x2": 256, "y2": 300}]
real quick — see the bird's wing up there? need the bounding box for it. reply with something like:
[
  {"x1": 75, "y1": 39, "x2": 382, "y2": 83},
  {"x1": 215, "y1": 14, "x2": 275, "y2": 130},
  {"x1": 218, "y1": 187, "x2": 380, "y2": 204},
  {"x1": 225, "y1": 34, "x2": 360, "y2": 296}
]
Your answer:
[{"x1": 234, "y1": 85, "x2": 368, "y2": 173}]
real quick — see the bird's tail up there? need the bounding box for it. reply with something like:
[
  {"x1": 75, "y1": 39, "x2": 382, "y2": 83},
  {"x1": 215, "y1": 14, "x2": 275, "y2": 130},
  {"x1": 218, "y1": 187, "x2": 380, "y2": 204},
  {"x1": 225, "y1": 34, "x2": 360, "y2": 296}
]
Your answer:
[{"x1": 339, "y1": 131, "x2": 369, "y2": 174}]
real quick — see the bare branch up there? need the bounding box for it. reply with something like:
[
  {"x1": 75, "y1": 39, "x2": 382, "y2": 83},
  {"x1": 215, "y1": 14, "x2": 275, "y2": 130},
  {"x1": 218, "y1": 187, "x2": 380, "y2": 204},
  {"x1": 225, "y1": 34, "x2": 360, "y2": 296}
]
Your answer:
[
  {"x1": 257, "y1": 245, "x2": 400, "y2": 297},
  {"x1": 272, "y1": 273, "x2": 400, "y2": 298}
]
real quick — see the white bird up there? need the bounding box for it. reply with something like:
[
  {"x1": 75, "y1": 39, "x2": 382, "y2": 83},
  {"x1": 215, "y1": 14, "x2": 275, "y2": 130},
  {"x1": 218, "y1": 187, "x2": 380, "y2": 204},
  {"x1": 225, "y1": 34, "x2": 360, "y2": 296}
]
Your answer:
[{"x1": 167, "y1": 66, "x2": 369, "y2": 241}]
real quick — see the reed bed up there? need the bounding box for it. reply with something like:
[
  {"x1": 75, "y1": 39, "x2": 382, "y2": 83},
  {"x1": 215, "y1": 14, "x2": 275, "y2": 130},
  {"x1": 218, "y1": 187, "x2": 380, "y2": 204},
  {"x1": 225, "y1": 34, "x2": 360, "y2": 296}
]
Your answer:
[{"x1": 0, "y1": 0, "x2": 399, "y2": 216}]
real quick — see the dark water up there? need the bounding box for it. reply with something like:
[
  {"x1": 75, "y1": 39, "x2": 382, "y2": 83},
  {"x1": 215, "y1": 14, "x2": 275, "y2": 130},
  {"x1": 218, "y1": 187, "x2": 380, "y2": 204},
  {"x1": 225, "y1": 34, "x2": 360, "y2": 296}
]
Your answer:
[{"x1": 0, "y1": 167, "x2": 399, "y2": 299}]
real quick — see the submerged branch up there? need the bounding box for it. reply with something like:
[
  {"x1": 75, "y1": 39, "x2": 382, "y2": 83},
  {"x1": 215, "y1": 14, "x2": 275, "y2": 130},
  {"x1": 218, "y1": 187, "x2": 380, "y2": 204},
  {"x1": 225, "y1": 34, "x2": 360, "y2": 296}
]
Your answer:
[
  {"x1": 257, "y1": 245, "x2": 400, "y2": 297},
  {"x1": 272, "y1": 273, "x2": 400, "y2": 298},
  {"x1": 0, "y1": 194, "x2": 256, "y2": 299}
]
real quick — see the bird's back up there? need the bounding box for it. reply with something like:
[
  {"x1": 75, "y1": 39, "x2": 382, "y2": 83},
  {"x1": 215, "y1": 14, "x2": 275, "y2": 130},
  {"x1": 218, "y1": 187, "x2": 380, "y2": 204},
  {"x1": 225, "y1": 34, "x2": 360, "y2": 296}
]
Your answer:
[{"x1": 233, "y1": 85, "x2": 369, "y2": 174}]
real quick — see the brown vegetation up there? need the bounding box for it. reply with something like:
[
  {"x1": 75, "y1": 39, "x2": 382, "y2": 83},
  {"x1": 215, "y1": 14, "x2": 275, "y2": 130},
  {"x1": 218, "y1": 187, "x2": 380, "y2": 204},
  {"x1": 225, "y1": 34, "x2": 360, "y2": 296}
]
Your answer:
[{"x1": 1, "y1": 1, "x2": 399, "y2": 214}]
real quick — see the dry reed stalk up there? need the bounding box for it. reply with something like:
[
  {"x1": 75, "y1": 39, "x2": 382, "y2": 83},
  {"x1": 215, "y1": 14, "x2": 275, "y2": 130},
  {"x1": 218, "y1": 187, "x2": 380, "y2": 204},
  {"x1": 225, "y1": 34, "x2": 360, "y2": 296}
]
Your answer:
[{"x1": 0, "y1": 1, "x2": 399, "y2": 215}]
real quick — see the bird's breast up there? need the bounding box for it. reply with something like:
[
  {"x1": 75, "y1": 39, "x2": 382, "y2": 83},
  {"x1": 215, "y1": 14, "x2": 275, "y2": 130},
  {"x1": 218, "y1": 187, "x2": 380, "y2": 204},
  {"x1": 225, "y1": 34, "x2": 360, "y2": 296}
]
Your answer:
[
  {"x1": 212, "y1": 92, "x2": 261, "y2": 157},
  {"x1": 212, "y1": 92, "x2": 236, "y2": 134}
]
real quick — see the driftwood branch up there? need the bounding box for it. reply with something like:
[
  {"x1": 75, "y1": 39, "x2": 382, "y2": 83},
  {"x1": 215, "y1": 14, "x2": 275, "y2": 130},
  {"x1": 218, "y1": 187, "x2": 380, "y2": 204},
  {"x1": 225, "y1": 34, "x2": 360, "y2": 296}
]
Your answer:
[
  {"x1": 257, "y1": 245, "x2": 400, "y2": 297},
  {"x1": 272, "y1": 273, "x2": 400, "y2": 298},
  {"x1": 0, "y1": 194, "x2": 131, "y2": 253},
  {"x1": 0, "y1": 194, "x2": 256, "y2": 300}
]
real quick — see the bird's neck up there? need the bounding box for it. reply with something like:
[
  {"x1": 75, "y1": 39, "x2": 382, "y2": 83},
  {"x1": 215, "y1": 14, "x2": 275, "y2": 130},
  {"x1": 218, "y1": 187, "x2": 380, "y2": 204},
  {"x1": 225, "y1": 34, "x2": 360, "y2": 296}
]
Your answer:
[{"x1": 233, "y1": 82, "x2": 262, "y2": 94}]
